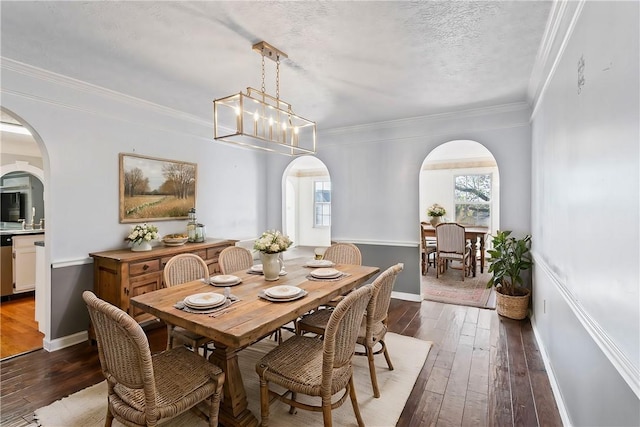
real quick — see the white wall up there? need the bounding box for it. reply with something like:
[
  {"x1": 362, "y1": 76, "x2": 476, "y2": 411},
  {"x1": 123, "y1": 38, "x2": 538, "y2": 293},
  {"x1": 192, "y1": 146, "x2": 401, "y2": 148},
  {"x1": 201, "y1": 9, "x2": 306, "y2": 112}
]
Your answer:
[{"x1": 530, "y1": 1, "x2": 639, "y2": 425}]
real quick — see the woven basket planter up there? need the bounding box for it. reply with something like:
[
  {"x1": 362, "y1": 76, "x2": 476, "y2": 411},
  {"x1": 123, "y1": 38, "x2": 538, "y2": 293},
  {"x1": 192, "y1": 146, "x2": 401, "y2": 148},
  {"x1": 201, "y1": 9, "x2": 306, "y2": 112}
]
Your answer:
[{"x1": 495, "y1": 287, "x2": 530, "y2": 320}]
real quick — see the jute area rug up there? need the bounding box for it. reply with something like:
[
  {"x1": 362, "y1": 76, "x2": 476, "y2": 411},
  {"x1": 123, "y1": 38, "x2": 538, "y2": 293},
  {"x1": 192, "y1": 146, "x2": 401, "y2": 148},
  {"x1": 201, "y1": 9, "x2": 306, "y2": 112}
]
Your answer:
[
  {"x1": 34, "y1": 332, "x2": 431, "y2": 427},
  {"x1": 422, "y1": 260, "x2": 495, "y2": 309}
]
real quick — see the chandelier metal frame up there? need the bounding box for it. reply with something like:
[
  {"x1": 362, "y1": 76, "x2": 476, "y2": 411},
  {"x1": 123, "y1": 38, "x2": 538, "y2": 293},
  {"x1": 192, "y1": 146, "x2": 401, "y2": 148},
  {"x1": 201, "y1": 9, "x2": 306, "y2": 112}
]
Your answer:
[{"x1": 213, "y1": 41, "x2": 317, "y2": 156}]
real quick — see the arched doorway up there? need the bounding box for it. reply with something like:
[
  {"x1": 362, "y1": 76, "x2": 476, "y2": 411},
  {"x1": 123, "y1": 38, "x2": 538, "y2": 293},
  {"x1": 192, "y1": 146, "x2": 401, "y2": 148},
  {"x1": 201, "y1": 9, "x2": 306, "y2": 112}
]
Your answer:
[
  {"x1": 419, "y1": 140, "x2": 499, "y2": 307},
  {"x1": 0, "y1": 108, "x2": 49, "y2": 358},
  {"x1": 282, "y1": 156, "x2": 331, "y2": 249}
]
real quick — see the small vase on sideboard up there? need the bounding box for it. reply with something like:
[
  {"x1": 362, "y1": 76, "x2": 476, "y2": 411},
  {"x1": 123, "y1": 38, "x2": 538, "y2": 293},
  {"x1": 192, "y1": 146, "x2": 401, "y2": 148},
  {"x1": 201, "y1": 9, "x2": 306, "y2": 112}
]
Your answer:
[{"x1": 131, "y1": 241, "x2": 152, "y2": 252}]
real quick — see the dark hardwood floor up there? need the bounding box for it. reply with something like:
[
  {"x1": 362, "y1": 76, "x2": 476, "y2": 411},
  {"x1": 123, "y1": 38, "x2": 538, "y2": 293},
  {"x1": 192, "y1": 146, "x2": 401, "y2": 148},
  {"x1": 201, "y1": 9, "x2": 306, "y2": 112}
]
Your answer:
[{"x1": 0, "y1": 298, "x2": 563, "y2": 427}]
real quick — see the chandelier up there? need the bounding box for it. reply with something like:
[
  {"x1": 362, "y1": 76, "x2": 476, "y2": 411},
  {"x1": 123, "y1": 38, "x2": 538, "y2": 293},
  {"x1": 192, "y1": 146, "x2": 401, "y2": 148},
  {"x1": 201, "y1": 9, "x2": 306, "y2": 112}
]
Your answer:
[{"x1": 213, "y1": 41, "x2": 317, "y2": 156}]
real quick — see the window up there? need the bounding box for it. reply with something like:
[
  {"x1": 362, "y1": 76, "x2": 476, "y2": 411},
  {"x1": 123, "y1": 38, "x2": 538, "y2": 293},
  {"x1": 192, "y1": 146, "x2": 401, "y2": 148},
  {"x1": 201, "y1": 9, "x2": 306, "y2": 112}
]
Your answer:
[
  {"x1": 454, "y1": 174, "x2": 491, "y2": 226},
  {"x1": 314, "y1": 181, "x2": 331, "y2": 227}
]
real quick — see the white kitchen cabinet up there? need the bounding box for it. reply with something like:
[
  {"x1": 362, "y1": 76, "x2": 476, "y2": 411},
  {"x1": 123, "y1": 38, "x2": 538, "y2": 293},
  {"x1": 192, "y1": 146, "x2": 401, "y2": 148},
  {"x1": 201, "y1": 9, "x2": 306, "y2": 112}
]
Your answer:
[{"x1": 13, "y1": 234, "x2": 41, "y2": 293}]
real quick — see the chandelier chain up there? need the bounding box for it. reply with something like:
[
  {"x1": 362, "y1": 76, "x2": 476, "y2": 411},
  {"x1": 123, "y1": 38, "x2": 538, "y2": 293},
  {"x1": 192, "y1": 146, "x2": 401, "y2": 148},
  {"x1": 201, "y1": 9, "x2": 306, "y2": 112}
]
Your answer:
[
  {"x1": 261, "y1": 49, "x2": 266, "y2": 93},
  {"x1": 276, "y1": 55, "x2": 280, "y2": 100}
]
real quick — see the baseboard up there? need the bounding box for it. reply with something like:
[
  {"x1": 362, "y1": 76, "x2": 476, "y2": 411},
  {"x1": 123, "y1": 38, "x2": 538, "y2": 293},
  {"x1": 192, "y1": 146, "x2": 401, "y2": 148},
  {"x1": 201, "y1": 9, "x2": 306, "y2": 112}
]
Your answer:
[
  {"x1": 392, "y1": 291, "x2": 422, "y2": 302},
  {"x1": 43, "y1": 330, "x2": 88, "y2": 352},
  {"x1": 529, "y1": 314, "x2": 573, "y2": 427}
]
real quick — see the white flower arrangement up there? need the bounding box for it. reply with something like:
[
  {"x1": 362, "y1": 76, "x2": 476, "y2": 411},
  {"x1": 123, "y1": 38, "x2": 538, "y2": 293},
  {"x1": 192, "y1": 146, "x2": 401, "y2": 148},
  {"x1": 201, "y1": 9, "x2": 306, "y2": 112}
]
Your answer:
[
  {"x1": 427, "y1": 203, "x2": 446, "y2": 217},
  {"x1": 125, "y1": 223, "x2": 159, "y2": 245},
  {"x1": 253, "y1": 230, "x2": 293, "y2": 254}
]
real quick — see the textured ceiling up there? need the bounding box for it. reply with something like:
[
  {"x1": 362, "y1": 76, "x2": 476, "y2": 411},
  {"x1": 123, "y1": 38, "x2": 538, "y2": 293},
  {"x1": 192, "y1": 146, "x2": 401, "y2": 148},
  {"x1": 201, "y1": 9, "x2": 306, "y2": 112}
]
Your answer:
[{"x1": 0, "y1": 1, "x2": 551, "y2": 130}]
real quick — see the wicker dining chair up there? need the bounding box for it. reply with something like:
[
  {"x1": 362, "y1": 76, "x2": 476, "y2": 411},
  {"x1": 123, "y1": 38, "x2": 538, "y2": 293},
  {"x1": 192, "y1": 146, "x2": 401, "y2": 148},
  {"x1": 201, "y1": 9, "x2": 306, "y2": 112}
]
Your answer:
[
  {"x1": 435, "y1": 222, "x2": 472, "y2": 281},
  {"x1": 218, "y1": 246, "x2": 254, "y2": 274},
  {"x1": 322, "y1": 242, "x2": 362, "y2": 265},
  {"x1": 163, "y1": 253, "x2": 214, "y2": 357},
  {"x1": 256, "y1": 284, "x2": 374, "y2": 427},
  {"x1": 83, "y1": 291, "x2": 225, "y2": 427},
  {"x1": 297, "y1": 263, "x2": 404, "y2": 398}
]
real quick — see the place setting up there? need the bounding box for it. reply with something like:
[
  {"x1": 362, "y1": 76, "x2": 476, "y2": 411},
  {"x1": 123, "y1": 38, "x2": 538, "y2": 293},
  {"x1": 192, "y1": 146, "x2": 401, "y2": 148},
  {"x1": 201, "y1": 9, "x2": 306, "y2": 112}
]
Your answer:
[
  {"x1": 258, "y1": 285, "x2": 307, "y2": 302},
  {"x1": 306, "y1": 267, "x2": 350, "y2": 282},
  {"x1": 302, "y1": 259, "x2": 336, "y2": 268},
  {"x1": 206, "y1": 274, "x2": 242, "y2": 287},
  {"x1": 174, "y1": 289, "x2": 240, "y2": 315}
]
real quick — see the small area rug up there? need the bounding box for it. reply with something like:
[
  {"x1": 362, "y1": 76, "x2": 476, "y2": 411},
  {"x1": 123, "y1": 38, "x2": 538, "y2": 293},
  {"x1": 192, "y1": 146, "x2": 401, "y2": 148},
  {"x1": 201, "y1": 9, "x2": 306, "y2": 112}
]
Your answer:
[
  {"x1": 422, "y1": 261, "x2": 495, "y2": 309},
  {"x1": 34, "y1": 332, "x2": 431, "y2": 427}
]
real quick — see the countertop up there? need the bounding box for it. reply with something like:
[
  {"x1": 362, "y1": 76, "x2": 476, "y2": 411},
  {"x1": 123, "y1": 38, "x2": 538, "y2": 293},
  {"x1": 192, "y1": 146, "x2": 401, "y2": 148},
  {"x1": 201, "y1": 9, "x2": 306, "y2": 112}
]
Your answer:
[{"x1": 0, "y1": 229, "x2": 45, "y2": 236}]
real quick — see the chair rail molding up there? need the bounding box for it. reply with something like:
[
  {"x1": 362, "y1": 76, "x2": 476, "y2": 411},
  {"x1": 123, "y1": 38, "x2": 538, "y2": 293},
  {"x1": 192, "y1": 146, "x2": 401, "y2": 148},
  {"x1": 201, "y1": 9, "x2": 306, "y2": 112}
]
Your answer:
[{"x1": 532, "y1": 252, "x2": 640, "y2": 398}]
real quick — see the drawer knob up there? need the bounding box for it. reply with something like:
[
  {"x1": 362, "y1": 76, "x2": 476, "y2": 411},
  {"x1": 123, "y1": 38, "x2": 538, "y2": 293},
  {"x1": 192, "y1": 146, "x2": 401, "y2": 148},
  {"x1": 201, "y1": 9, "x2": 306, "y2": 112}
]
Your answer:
[{"x1": 143, "y1": 264, "x2": 149, "y2": 271}]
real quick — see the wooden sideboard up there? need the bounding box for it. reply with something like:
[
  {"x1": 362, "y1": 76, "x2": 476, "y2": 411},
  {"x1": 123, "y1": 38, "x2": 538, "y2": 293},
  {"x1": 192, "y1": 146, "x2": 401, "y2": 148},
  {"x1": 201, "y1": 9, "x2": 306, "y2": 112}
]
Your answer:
[{"x1": 89, "y1": 238, "x2": 236, "y2": 326}]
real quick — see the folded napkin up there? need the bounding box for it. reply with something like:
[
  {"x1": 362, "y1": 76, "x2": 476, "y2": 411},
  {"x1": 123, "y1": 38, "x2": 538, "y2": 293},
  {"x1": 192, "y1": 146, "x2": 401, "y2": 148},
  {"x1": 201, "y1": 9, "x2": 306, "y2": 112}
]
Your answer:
[{"x1": 174, "y1": 294, "x2": 239, "y2": 314}]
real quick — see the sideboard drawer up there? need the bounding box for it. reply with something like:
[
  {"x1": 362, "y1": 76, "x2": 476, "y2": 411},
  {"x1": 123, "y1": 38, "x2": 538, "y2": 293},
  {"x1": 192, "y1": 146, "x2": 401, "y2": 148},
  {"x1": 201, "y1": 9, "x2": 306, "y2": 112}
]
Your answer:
[{"x1": 130, "y1": 259, "x2": 160, "y2": 276}]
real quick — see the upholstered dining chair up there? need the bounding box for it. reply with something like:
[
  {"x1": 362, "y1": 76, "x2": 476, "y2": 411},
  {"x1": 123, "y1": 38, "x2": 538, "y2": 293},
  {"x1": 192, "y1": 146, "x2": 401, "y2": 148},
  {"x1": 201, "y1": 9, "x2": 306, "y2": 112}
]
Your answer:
[
  {"x1": 218, "y1": 246, "x2": 254, "y2": 274},
  {"x1": 83, "y1": 291, "x2": 225, "y2": 427},
  {"x1": 435, "y1": 222, "x2": 471, "y2": 281},
  {"x1": 256, "y1": 283, "x2": 373, "y2": 427},
  {"x1": 297, "y1": 263, "x2": 404, "y2": 398},
  {"x1": 163, "y1": 253, "x2": 213, "y2": 357},
  {"x1": 420, "y1": 222, "x2": 437, "y2": 275},
  {"x1": 322, "y1": 242, "x2": 362, "y2": 265}
]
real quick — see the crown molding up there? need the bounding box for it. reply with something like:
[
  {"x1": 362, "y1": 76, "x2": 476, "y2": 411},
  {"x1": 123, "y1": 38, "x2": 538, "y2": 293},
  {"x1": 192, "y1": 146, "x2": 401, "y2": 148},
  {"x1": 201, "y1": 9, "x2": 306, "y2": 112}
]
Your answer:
[
  {"x1": 1, "y1": 57, "x2": 210, "y2": 128},
  {"x1": 528, "y1": 0, "x2": 586, "y2": 120},
  {"x1": 323, "y1": 101, "x2": 531, "y2": 137}
]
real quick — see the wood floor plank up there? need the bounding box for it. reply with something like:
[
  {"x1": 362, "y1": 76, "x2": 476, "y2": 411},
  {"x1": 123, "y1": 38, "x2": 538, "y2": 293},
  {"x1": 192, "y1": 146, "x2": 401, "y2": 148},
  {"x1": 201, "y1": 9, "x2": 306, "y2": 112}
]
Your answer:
[{"x1": 504, "y1": 319, "x2": 538, "y2": 426}]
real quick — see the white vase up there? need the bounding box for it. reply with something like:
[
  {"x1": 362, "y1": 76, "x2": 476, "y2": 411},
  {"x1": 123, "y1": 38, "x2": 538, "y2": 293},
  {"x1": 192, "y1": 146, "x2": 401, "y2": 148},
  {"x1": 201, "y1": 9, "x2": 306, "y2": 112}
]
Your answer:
[
  {"x1": 429, "y1": 216, "x2": 442, "y2": 227},
  {"x1": 131, "y1": 240, "x2": 152, "y2": 252},
  {"x1": 260, "y1": 252, "x2": 283, "y2": 281}
]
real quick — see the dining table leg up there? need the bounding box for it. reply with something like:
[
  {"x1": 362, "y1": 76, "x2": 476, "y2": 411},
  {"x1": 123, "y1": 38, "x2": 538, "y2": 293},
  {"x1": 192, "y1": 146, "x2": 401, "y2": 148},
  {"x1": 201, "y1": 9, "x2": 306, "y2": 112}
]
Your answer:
[{"x1": 209, "y1": 343, "x2": 259, "y2": 427}]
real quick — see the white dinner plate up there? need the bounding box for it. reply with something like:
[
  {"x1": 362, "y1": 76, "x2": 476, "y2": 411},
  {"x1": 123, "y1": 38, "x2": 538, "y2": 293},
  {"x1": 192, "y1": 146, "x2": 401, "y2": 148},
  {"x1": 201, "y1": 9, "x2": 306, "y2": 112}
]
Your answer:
[
  {"x1": 310, "y1": 268, "x2": 342, "y2": 279},
  {"x1": 304, "y1": 259, "x2": 335, "y2": 268},
  {"x1": 183, "y1": 292, "x2": 226, "y2": 309},
  {"x1": 209, "y1": 275, "x2": 240, "y2": 285},
  {"x1": 264, "y1": 285, "x2": 303, "y2": 299}
]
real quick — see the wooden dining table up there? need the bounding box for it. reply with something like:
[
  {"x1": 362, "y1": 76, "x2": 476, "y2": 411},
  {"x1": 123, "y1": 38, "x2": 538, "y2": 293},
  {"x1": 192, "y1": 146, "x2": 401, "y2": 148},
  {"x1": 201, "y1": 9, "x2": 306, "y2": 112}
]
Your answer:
[
  {"x1": 421, "y1": 224, "x2": 489, "y2": 276},
  {"x1": 130, "y1": 257, "x2": 379, "y2": 427}
]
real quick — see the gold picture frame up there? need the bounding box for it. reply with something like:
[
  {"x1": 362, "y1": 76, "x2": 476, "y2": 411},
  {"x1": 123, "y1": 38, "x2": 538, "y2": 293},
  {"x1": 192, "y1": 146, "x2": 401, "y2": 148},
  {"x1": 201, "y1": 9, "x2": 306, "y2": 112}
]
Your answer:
[{"x1": 119, "y1": 153, "x2": 197, "y2": 223}]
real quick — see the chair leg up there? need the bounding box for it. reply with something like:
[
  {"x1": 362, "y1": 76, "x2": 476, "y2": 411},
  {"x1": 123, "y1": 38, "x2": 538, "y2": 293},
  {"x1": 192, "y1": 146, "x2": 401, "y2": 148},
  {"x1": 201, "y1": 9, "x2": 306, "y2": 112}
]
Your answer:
[
  {"x1": 322, "y1": 395, "x2": 333, "y2": 427},
  {"x1": 366, "y1": 345, "x2": 380, "y2": 398},
  {"x1": 105, "y1": 408, "x2": 114, "y2": 427},
  {"x1": 381, "y1": 340, "x2": 394, "y2": 371},
  {"x1": 259, "y1": 378, "x2": 270, "y2": 427},
  {"x1": 289, "y1": 391, "x2": 297, "y2": 414},
  {"x1": 166, "y1": 325, "x2": 174, "y2": 350},
  {"x1": 421, "y1": 252, "x2": 426, "y2": 275},
  {"x1": 348, "y1": 376, "x2": 365, "y2": 427},
  {"x1": 208, "y1": 372, "x2": 224, "y2": 427}
]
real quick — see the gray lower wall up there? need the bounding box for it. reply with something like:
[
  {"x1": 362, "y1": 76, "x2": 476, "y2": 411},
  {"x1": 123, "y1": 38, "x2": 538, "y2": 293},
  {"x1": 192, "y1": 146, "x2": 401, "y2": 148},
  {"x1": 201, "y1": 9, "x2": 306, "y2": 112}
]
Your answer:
[
  {"x1": 50, "y1": 262, "x2": 93, "y2": 339},
  {"x1": 356, "y1": 243, "x2": 420, "y2": 296}
]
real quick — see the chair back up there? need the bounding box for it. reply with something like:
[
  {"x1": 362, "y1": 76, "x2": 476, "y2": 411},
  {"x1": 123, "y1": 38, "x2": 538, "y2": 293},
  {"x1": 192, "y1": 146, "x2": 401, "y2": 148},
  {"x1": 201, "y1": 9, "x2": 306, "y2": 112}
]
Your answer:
[
  {"x1": 322, "y1": 284, "x2": 373, "y2": 381},
  {"x1": 219, "y1": 246, "x2": 254, "y2": 274},
  {"x1": 367, "y1": 263, "x2": 403, "y2": 331},
  {"x1": 435, "y1": 223, "x2": 467, "y2": 254},
  {"x1": 83, "y1": 291, "x2": 158, "y2": 410},
  {"x1": 163, "y1": 253, "x2": 209, "y2": 287},
  {"x1": 323, "y1": 242, "x2": 362, "y2": 265}
]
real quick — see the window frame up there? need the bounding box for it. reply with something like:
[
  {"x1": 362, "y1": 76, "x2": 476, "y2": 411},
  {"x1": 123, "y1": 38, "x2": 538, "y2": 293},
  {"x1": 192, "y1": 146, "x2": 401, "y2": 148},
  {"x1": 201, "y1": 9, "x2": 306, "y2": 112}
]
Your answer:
[
  {"x1": 453, "y1": 173, "x2": 492, "y2": 227},
  {"x1": 313, "y1": 180, "x2": 331, "y2": 228}
]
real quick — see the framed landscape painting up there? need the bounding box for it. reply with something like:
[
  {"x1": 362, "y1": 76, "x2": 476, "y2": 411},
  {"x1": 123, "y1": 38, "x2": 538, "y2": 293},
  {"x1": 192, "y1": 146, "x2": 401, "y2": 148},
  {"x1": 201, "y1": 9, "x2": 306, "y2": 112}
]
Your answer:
[{"x1": 119, "y1": 153, "x2": 197, "y2": 223}]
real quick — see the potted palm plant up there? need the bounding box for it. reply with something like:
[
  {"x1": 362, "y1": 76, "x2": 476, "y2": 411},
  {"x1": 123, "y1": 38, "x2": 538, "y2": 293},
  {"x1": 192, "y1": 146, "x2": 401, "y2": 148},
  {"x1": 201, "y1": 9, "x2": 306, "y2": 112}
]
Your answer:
[{"x1": 486, "y1": 230, "x2": 533, "y2": 320}]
